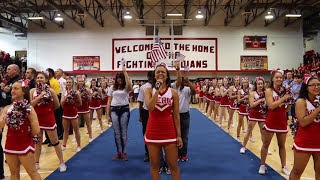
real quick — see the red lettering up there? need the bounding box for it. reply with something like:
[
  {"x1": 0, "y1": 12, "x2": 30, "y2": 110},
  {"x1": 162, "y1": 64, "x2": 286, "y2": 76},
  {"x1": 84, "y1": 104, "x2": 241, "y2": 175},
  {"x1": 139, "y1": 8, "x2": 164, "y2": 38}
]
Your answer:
[
  {"x1": 139, "y1": 44, "x2": 144, "y2": 51},
  {"x1": 210, "y1": 46, "x2": 215, "y2": 53},
  {"x1": 122, "y1": 46, "x2": 126, "y2": 53},
  {"x1": 179, "y1": 44, "x2": 184, "y2": 51},
  {"x1": 185, "y1": 44, "x2": 190, "y2": 51},
  {"x1": 133, "y1": 45, "x2": 138, "y2": 52},
  {"x1": 203, "y1": 46, "x2": 208, "y2": 52},
  {"x1": 190, "y1": 61, "x2": 195, "y2": 68},
  {"x1": 196, "y1": 61, "x2": 201, "y2": 68},
  {"x1": 192, "y1": 45, "x2": 197, "y2": 51},
  {"x1": 198, "y1": 45, "x2": 203, "y2": 52},
  {"x1": 117, "y1": 61, "x2": 121, "y2": 68},
  {"x1": 115, "y1": 47, "x2": 121, "y2": 53},
  {"x1": 203, "y1": 61, "x2": 207, "y2": 68}
]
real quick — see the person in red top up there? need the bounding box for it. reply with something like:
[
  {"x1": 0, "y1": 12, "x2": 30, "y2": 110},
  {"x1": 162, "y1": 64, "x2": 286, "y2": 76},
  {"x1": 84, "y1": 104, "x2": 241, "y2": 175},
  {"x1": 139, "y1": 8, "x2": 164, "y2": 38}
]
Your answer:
[
  {"x1": 89, "y1": 79, "x2": 103, "y2": 133},
  {"x1": 218, "y1": 77, "x2": 229, "y2": 127},
  {"x1": 259, "y1": 69, "x2": 291, "y2": 175},
  {"x1": 61, "y1": 77, "x2": 82, "y2": 152},
  {"x1": 145, "y1": 64, "x2": 183, "y2": 180},
  {"x1": 227, "y1": 76, "x2": 240, "y2": 132},
  {"x1": 0, "y1": 81, "x2": 41, "y2": 180},
  {"x1": 213, "y1": 79, "x2": 222, "y2": 121},
  {"x1": 194, "y1": 82, "x2": 199, "y2": 104},
  {"x1": 207, "y1": 80, "x2": 216, "y2": 119},
  {"x1": 30, "y1": 72, "x2": 66, "y2": 172},
  {"x1": 100, "y1": 80, "x2": 109, "y2": 124},
  {"x1": 290, "y1": 75, "x2": 320, "y2": 180},
  {"x1": 236, "y1": 77, "x2": 250, "y2": 142},
  {"x1": 198, "y1": 81, "x2": 204, "y2": 109}
]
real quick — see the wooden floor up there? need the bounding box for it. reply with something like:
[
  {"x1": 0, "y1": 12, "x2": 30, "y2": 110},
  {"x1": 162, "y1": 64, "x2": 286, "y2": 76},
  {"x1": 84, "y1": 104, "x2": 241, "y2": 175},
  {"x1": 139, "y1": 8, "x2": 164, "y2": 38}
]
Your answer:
[{"x1": 1, "y1": 103, "x2": 316, "y2": 180}]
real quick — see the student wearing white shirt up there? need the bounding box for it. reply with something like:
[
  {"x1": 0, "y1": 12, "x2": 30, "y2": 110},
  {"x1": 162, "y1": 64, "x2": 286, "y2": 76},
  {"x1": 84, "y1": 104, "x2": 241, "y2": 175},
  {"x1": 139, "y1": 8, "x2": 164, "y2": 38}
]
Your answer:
[
  {"x1": 132, "y1": 81, "x2": 140, "y2": 103},
  {"x1": 137, "y1": 71, "x2": 153, "y2": 162}
]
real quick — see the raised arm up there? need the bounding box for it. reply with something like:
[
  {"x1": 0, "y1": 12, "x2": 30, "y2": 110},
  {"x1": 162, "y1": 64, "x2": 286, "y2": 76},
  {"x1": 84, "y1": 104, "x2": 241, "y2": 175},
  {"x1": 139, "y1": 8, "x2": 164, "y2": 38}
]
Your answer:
[
  {"x1": 185, "y1": 77, "x2": 195, "y2": 95},
  {"x1": 295, "y1": 99, "x2": 320, "y2": 127},
  {"x1": 175, "y1": 61, "x2": 182, "y2": 88},
  {"x1": 123, "y1": 66, "x2": 132, "y2": 91}
]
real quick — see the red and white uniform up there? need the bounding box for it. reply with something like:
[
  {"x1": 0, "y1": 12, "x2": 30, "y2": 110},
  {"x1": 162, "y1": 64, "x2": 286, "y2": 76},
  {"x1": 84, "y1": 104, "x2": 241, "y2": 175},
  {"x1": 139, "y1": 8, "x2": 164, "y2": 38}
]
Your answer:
[
  {"x1": 215, "y1": 87, "x2": 221, "y2": 103},
  {"x1": 89, "y1": 88, "x2": 101, "y2": 110},
  {"x1": 100, "y1": 88, "x2": 108, "y2": 108},
  {"x1": 220, "y1": 86, "x2": 229, "y2": 107},
  {"x1": 229, "y1": 86, "x2": 240, "y2": 110},
  {"x1": 4, "y1": 105, "x2": 34, "y2": 155},
  {"x1": 199, "y1": 86, "x2": 204, "y2": 98},
  {"x1": 263, "y1": 89, "x2": 287, "y2": 133},
  {"x1": 33, "y1": 91, "x2": 57, "y2": 130},
  {"x1": 248, "y1": 92, "x2": 265, "y2": 122},
  {"x1": 293, "y1": 99, "x2": 320, "y2": 153},
  {"x1": 145, "y1": 87, "x2": 177, "y2": 144},
  {"x1": 203, "y1": 86, "x2": 207, "y2": 99},
  {"x1": 209, "y1": 86, "x2": 215, "y2": 102},
  {"x1": 238, "y1": 89, "x2": 249, "y2": 116},
  {"x1": 62, "y1": 91, "x2": 79, "y2": 120},
  {"x1": 77, "y1": 89, "x2": 89, "y2": 114},
  {"x1": 129, "y1": 91, "x2": 133, "y2": 98}
]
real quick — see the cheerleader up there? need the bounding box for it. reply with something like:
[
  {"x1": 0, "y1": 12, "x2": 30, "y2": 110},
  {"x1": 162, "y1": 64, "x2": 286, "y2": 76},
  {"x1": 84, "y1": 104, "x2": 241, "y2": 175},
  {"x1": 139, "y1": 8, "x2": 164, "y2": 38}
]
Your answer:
[
  {"x1": 89, "y1": 78, "x2": 103, "y2": 133},
  {"x1": 100, "y1": 80, "x2": 110, "y2": 126},
  {"x1": 201, "y1": 81, "x2": 208, "y2": 113},
  {"x1": 61, "y1": 77, "x2": 82, "y2": 152},
  {"x1": 259, "y1": 69, "x2": 291, "y2": 175},
  {"x1": 30, "y1": 72, "x2": 66, "y2": 172},
  {"x1": 0, "y1": 81, "x2": 41, "y2": 179},
  {"x1": 240, "y1": 77, "x2": 267, "y2": 154},
  {"x1": 213, "y1": 79, "x2": 222, "y2": 121},
  {"x1": 76, "y1": 75, "x2": 92, "y2": 142},
  {"x1": 290, "y1": 75, "x2": 320, "y2": 180},
  {"x1": 198, "y1": 81, "x2": 204, "y2": 109},
  {"x1": 219, "y1": 77, "x2": 230, "y2": 127},
  {"x1": 227, "y1": 76, "x2": 240, "y2": 132},
  {"x1": 207, "y1": 80, "x2": 216, "y2": 119},
  {"x1": 144, "y1": 64, "x2": 183, "y2": 180},
  {"x1": 236, "y1": 77, "x2": 250, "y2": 142}
]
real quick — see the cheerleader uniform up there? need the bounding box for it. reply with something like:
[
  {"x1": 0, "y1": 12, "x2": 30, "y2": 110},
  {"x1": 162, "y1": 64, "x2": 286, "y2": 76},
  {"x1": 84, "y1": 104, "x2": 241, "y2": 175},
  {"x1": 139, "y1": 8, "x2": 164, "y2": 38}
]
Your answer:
[
  {"x1": 210, "y1": 87, "x2": 215, "y2": 102},
  {"x1": 129, "y1": 92, "x2": 133, "y2": 98},
  {"x1": 229, "y1": 86, "x2": 240, "y2": 110},
  {"x1": 293, "y1": 99, "x2": 320, "y2": 153},
  {"x1": 144, "y1": 87, "x2": 177, "y2": 144},
  {"x1": 220, "y1": 87, "x2": 229, "y2": 107},
  {"x1": 4, "y1": 105, "x2": 34, "y2": 155},
  {"x1": 100, "y1": 88, "x2": 108, "y2": 108},
  {"x1": 215, "y1": 88, "x2": 221, "y2": 104},
  {"x1": 78, "y1": 88, "x2": 89, "y2": 114},
  {"x1": 203, "y1": 86, "x2": 207, "y2": 99},
  {"x1": 248, "y1": 92, "x2": 265, "y2": 122},
  {"x1": 33, "y1": 91, "x2": 57, "y2": 130},
  {"x1": 199, "y1": 88, "x2": 204, "y2": 99},
  {"x1": 62, "y1": 91, "x2": 79, "y2": 120},
  {"x1": 89, "y1": 88, "x2": 101, "y2": 110},
  {"x1": 263, "y1": 89, "x2": 287, "y2": 133},
  {"x1": 238, "y1": 89, "x2": 249, "y2": 116}
]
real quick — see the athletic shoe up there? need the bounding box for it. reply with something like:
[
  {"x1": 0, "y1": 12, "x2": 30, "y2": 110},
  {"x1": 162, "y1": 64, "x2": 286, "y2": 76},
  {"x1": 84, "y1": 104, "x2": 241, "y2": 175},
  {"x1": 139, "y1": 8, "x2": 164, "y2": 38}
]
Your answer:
[
  {"x1": 100, "y1": 129, "x2": 104, "y2": 134},
  {"x1": 181, "y1": 155, "x2": 188, "y2": 162},
  {"x1": 268, "y1": 150, "x2": 272, "y2": 155},
  {"x1": 89, "y1": 138, "x2": 93, "y2": 143},
  {"x1": 281, "y1": 166, "x2": 290, "y2": 176},
  {"x1": 249, "y1": 136, "x2": 255, "y2": 143},
  {"x1": 159, "y1": 166, "x2": 164, "y2": 174},
  {"x1": 122, "y1": 153, "x2": 129, "y2": 161},
  {"x1": 103, "y1": 119, "x2": 107, "y2": 122},
  {"x1": 177, "y1": 155, "x2": 181, "y2": 161},
  {"x1": 143, "y1": 154, "x2": 149, "y2": 162},
  {"x1": 59, "y1": 162, "x2": 67, "y2": 172},
  {"x1": 61, "y1": 145, "x2": 66, "y2": 151},
  {"x1": 226, "y1": 129, "x2": 230, "y2": 133},
  {"x1": 258, "y1": 165, "x2": 267, "y2": 175},
  {"x1": 108, "y1": 124, "x2": 112, "y2": 127},
  {"x1": 240, "y1": 147, "x2": 246, "y2": 154},
  {"x1": 218, "y1": 124, "x2": 222, "y2": 127},
  {"x1": 165, "y1": 166, "x2": 171, "y2": 175},
  {"x1": 236, "y1": 137, "x2": 241, "y2": 142},
  {"x1": 76, "y1": 146, "x2": 81, "y2": 152},
  {"x1": 35, "y1": 163, "x2": 40, "y2": 170},
  {"x1": 242, "y1": 129, "x2": 247, "y2": 133},
  {"x1": 72, "y1": 137, "x2": 76, "y2": 143},
  {"x1": 112, "y1": 153, "x2": 121, "y2": 160},
  {"x1": 97, "y1": 124, "x2": 100, "y2": 128},
  {"x1": 231, "y1": 123, "x2": 235, "y2": 128}
]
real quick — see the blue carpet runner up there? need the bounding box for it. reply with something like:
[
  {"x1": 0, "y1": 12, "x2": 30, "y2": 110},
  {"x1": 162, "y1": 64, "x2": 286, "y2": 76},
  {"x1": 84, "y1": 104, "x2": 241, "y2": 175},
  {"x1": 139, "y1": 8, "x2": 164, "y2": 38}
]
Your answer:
[{"x1": 46, "y1": 108, "x2": 285, "y2": 180}]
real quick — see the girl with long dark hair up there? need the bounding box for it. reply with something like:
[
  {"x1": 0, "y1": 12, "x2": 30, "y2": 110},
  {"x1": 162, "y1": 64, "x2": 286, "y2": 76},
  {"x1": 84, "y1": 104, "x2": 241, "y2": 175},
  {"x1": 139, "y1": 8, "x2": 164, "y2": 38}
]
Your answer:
[
  {"x1": 236, "y1": 77, "x2": 250, "y2": 142},
  {"x1": 259, "y1": 69, "x2": 291, "y2": 175},
  {"x1": 144, "y1": 64, "x2": 183, "y2": 180},
  {"x1": 227, "y1": 76, "x2": 240, "y2": 132},
  {"x1": 213, "y1": 79, "x2": 222, "y2": 122},
  {"x1": 289, "y1": 75, "x2": 320, "y2": 180},
  {"x1": 219, "y1": 77, "x2": 230, "y2": 127}
]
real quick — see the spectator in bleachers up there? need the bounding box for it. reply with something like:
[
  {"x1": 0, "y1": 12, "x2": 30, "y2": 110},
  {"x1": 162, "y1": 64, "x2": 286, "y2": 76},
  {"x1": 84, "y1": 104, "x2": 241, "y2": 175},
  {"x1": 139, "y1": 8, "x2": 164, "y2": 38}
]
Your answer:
[
  {"x1": 291, "y1": 74, "x2": 302, "y2": 118},
  {"x1": 26, "y1": 68, "x2": 37, "y2": 89}
]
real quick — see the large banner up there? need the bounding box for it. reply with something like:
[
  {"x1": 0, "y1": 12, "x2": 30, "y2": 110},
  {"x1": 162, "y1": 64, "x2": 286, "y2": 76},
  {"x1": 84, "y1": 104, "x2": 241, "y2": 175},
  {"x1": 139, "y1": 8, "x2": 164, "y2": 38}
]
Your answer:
[
  {"x1": 73, "y1": 56, "x2": 100, "y2": 71},
  {"x1": 240, "y1": 56, "x2": 268, "y2": 70},
  {"x1": 112, "y1": 38, "x2": 217, "y2": 71}
]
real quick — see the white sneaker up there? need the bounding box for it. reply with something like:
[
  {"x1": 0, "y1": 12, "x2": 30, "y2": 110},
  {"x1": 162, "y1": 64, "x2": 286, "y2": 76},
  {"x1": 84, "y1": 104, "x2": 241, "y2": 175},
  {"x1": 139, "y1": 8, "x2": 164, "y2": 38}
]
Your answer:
[
  {"x1": 258, "y1": 165, "x2": 267, "y2": 175},
  {"x1": 103, "y1": 119, "x2": 107, "y2": 122},
  {"x1": 240, "y1": 147, "x2": 246, "y2": 154},
  {"x1": 108, "y1": 124, "x2": 112, "y2": 127},
  {"x1": 72, "y1": 137, "x2": 76, "y2": 143},
  {"x1": 231, "y1": 123, "x2": 235, "y2": 128},
  {"x1": 97, "y1": 124, "x2": 101, "y2": 128},
  {"x1": 59, "y1": 162, "x2": 67, "y2": 172},
  {"x1": 100, "y1": 129, "x2": 104, "y2": 134},
  {"x1": 249, "y1": 136, "x2": 255, "y2": 143},
  {"x1": 226, "y1": 129, "x2": 230, "y2": 133},
  {"x1": 236, "y1": 137, "x2": 241, "y2": 142},
  {"x1": 76, "y1": 146, "x2": 81, "y2": 152},
  {"x1": 281, "y1": 166, "x2": 290, "y2": 176},
  {"x1": 224, "y1": 119, "x2": 228, "y2": 122},
  {"x1": 35, "y1": 163, "x2": 40, "y2": 170},
  {"x1": 89, "y1": 137, "x2": 93, "y2": 143},
  {"x1": 218, "y1": 124, "x2": 222, "y2": 127},
  {"x1": 61, "y1": 146, "x2": 66, "y2": 151},
  {"x1": 268, "y1": 150, "x2": 272, "y2": 155},
  {"x1": 242, "y1": 129, "x2": 247, "y2": 133}
]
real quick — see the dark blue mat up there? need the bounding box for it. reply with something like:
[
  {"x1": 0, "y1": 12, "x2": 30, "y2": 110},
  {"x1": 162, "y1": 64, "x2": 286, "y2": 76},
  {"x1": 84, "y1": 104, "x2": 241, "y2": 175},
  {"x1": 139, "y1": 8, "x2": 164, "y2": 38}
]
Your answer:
[{"x1": 46, "y1": 108, "x2": 285, "y2": 180}]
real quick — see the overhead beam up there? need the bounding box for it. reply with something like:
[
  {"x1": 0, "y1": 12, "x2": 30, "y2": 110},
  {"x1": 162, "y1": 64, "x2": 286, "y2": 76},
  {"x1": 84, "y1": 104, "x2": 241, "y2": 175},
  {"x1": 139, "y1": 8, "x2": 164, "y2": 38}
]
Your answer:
[
  {"x1": 71, "y1": 0, "x2": 104, "y2": 27},
  {"x1": 224, "y1": 0, "x2": 254, "y2": 26},
  {"x1": 244, "y1": 0, "x2": 279, "y2": 26},
  {"x1": 161, "y1": 0, "x2": 166, "y2": 24},
  {"x1": 100, "y1": 0, "x2": 124, "y2": 27},
  {"x1": 204, "y1": 0, "x2": 223, "y2": 26},
  {"x1": 285, "y1": 7, "x2": 320, "y2": 27},
  {"x1": 43, "y1": 0, "x2": 85, "y2": 28},
  {"x1": 184, "y1": 0, "x2": 194, "y2": 24},
  {"x1": 132, "y1": 0, "x2": 144, "y2": 24},
  {"x1": 0, "y1": 13, "x2": 27, "y2": 32}
]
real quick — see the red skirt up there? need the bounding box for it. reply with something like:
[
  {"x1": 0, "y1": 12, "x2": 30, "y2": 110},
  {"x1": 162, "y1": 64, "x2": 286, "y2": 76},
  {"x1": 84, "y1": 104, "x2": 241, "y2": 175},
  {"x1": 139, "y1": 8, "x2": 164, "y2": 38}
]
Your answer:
[
  {"x1": 78, "y1": 100, "x2": 89, "y2": 114},
  {"x1": 34, "y1": 103, "x2": 57, "y2": 131},
  {"x1": 238, "y1": 104, "x2": 249, "y2": 116},
  {"x1": 229, "y1": 99, "x2": 239, "y2": 110},
  {"x1": 129, "y1": 92, "x2": 133, "y2": 98},
  {"x1": 199, "y1": 91, "x2": 204, "y2": 98},
  {"x1": 89, "y1": 98, "x2": 101, "y2": 110},
  {"x1": 263, "y1": 106, "x2": 287, "y2": 133},
  {"x1": 248, "y1": 108, "x2": 265, "y2": 122},
  {"x1": 101, "y1": 97, "x2": 108, "y2": 107},
  {"x1": 293, "y1": 122, "x2": 320, "y2": 153},
  {"x1": 215, "y1": 96, "x2": 221, "y2": 103},
  {"x1": 63, "y1": 103, "x2": 79, "y2": 120},
  {"x1": 220, "y1": 96, "x2": 229, "y2": 107}
]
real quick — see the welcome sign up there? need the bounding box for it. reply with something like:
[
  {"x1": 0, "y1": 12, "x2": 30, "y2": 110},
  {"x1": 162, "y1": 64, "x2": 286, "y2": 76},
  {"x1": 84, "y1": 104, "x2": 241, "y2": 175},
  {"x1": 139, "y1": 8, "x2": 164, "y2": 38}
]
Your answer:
[{"x1": 112, "y1": 38, "x2": 217, "y2": 72}]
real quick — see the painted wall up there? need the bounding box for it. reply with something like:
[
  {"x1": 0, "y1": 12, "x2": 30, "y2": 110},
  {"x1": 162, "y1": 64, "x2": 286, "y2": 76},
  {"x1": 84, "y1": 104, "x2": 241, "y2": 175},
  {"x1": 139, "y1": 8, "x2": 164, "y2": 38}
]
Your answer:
[
  {"x1": 0, "y1": 28, "x2": 28, "y2": 56},
  {"x1": 304, "y1": 34, "x2": 318, "y2": 53}
]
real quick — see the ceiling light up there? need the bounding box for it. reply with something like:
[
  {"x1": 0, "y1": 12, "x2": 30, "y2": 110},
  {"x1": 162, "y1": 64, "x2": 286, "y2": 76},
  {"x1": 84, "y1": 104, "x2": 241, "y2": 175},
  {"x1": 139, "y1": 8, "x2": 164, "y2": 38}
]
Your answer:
[
  {"x1": 123, "y1": 11, "x2": 132, "y2": 19},
  {"x1": 54, "y1": 14, "x2": 63, "y2": 21},
  {"x1": 27, "y1": 17, "x2": 44, "y2": 20},
  {"x1": 285, "y1": 14, "x2": 302, "y2": 18},
  {"x1": 195, "y1": 10, "x2": 204, "y2": 19},
  {"x1": 265, "y1": 11, "x2": 274, "y2": 19},
  {"x1": 167, "y1": 13, "x2": 183, "y2": 16}
]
